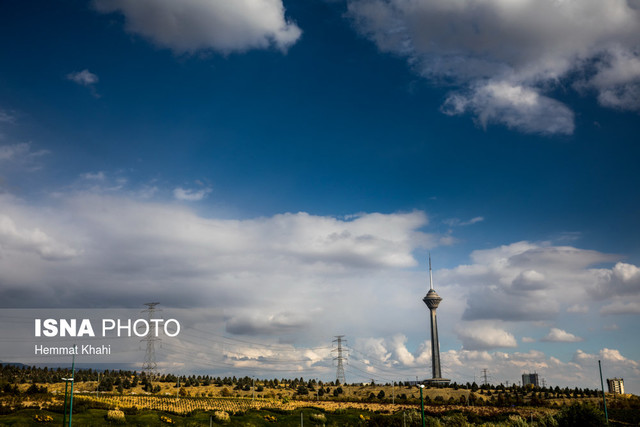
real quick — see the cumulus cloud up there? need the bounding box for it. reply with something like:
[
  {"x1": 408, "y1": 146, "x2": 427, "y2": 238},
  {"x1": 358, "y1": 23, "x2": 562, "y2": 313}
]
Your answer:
[
  {"x1": 541, "y1": 328, "x2": 583, "y2": 343},
  {"x1": 456, "y1": 324, "x2": 517, "y2": 350},
  {"x1": 438, "y1": 241, "x2": 626, "y2": 322},
  {"x1": 594, "y1": 262, "x2": 640, "y2": 297},
  {"x1": 601, "y1": 300, "x2": 640, "y2": 315},
  {"x1": 0, "y1": 214, "x2": 80, "y2": 261},
  {"x1": 441, "y1": 82, "x2": 574, "y2": 135},
  {"x1": 567, "y1": 304, "x2": 589, "y2": 314},
  {"x1": 351, "y1": 335, "x2": 431, "y2": 375},
  {"x1": 440, "y1": 347, "x2": 639, "y2": 389},
  {"x1": 576, "y1": 46, "x2": 640, "y2": 111},
  {"x1": 67, "y1": 69, "x2": 100, "y2": 97},
  {"x1": 0, "y1": 192, "x2": 433, "y2": 316},
  {"x1": 67, "y1": 69, "x2": 99, "y2": 86},
  {"x1": 225, "y1": 311, "x2": 311, "y2": 336},
  {"x1": 347, "y1": 0, "x2": 640, "y2": 134},
  {"x1": 93, "y1": 0, "x2": 302, "y2": 54},
  {"x1": 573, "y1": 348, "x2": 639, "y2": 370},
  {"x1": 173, "y1": 187, "x2": 212, "y2": 202}
]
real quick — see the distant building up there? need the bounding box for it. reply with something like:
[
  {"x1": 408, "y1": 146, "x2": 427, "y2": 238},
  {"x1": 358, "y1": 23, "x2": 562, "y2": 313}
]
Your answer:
[
  {"x1": 522, "y1": 372, "x2": 539, "y2": 387},
  {"x1": 607, "y1": 378, "x2": 624, "y2": 394}
]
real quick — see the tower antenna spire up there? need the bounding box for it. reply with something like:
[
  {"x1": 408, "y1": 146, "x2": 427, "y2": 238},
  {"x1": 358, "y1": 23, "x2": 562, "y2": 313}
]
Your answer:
[{"x1": 429, "y1": 252, "x2": 434, "y2": 290}]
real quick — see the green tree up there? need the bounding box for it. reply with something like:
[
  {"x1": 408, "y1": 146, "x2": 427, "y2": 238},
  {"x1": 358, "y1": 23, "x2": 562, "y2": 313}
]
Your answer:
[{"x1": 557, "y1": 403, "x2": 605, "y2": 427}]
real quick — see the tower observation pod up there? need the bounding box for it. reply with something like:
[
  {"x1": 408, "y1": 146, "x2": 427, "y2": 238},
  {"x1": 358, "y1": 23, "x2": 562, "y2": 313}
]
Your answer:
[{"x1": 422, "y1": 255, "x2": 450, "y2": 386}]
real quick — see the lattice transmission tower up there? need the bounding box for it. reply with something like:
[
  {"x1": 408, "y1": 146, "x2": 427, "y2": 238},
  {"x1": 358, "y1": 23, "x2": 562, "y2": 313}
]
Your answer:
[
  {"x1": 141, "y1": 302, "x2": 161, "y2": 379},
  {"x1": 332, "y1": 335, "x2": 348, "y2": 384}
]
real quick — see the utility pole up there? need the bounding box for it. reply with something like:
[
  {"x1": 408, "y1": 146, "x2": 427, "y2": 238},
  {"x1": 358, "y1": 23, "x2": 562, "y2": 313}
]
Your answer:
[
  {"x1": 68, "y1": 345, "x2": 77, "y2": 427},
  {"x1": 392, "y1": 381, "x2": 395, "y2": 405},
  {"x1": 598, "y1": 360, "x2": 609, "y2": 424},
  {"x1": 482, "y1": 369, "x2": 489, "y2": 387},
  {"x1": 332, "y1": 336, "x2": 347, "y2": 384},
  {"x1": 419, "y1": 384, "x2": 426, "y2": 427}
]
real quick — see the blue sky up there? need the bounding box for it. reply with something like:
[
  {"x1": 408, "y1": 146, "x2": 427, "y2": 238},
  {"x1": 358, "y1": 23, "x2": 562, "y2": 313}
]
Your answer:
[{"x1": 1, "y1": 0, "x2": 639, "y2": 392}]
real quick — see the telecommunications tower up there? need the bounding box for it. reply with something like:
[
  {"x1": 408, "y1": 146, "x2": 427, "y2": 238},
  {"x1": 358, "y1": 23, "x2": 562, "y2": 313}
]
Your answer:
[
  {"x1": 141, "y1": 302, "x2": 161, "y2": 379},
  {"x1": 332, "y1": 335, "x2": 347, "y2": 384},
  {"x1": 422, "y1": 255, "x2": 450, "y2": 385}
]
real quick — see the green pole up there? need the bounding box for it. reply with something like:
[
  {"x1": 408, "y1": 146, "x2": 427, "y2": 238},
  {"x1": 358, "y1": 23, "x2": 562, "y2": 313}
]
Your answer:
[
  {"x1": 68, "y1": 346, "x2": 77, "y2": 427},
  {"x1": 62, "y1": 379, "x2": 69, "y2": 427},
  {"x1": 598, "y1": 360, "x2": 609, "y2": 424},
  {"x1": 419, "y1": 385, "x2": 426, "y2": 427}
]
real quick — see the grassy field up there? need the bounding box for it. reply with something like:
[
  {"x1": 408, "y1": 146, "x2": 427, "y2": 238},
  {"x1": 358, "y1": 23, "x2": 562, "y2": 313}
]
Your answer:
[
  {"x1": 0, "y1": 405, "x2": 552, "y2": 426},
  {"x1": 13, "y1": 380, "x2": 502, "y2": 403},
  {"x1": 3, "y1": 381, "x2": 636, "y2": 426}
]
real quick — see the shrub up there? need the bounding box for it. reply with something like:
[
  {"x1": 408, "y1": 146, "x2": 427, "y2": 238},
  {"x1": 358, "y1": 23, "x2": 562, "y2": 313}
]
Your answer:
[
  {"x1": 213, "y1": 410, "x2": 230, "y2": 423},
  {"x1": 441, "y1": 412, "x2": 469, "y2": 427},
  {"x1": 106, "y1": 409, "x2": 126, "y2": 424},
  {"x1": 160, "y1": 415, "x2": 175, "y2": 424},
  {"x1": 505, "y1": 415, "x2": 528, "y2": 427},
  {"x1": 310, "y1": 412, "x2": 327, "y2": 422},
  {"x1": 33, "y1": 413, "x2": 53, "y2": 423}
]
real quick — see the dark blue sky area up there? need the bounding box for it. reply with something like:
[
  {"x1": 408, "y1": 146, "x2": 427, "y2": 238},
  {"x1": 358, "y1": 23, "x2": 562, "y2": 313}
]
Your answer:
[{"x1": 0, "y1": 0, "x2": 638, "y2": 261}]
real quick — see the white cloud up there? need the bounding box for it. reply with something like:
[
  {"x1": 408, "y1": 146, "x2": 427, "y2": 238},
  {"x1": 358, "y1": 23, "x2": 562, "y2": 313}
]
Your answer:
[
  {"x1": 67, "y1": 70, "x2": 100, "y2": 97},
  {"x1": 541, "y1": 328, "x2": 583, "y2": 343},
  {"x1": 225, "y1": 311, "x2": 311, "y2": 336},
  {"x1": 0, "y1": 109, "x2": 15, "y2": 124},
  {"x1": 67, "y1": 69, "x2": 99, "y2": 86},
  {"x1": 594, "y1": 262, "x2": 640, "y2": 297},
  {"x1": 0, "y1": 142, "x2": 49, "y2": 170},
  {"x1": 573, "y1": 348, "x2": 638, "y2": 369},
  {"x1": 0, "y1": 192, "x2": 433, "y2": 313},
  {"x1": 173, "y1": 187, "x2": 212, "y2": 202},
  {"x1": 93, "y1": 0, "x2": 302, "y2": 54},
  {"x1": 0, "y1": 214, "x2": 80, "y2": 261},
  {"x1": 567, "y1": 304, "x2": 589, "y2": 314},
  {"x1": 80, "y1": 171, "x2": 106, "y2": 181},
  {"x1": 347, "y1": 0, "x2": 640, "y2": 134},
  {"x1": 577, "y1": 46, "x2": 640, "y2": 111},
  {"x1": 438, "y1": 241, "x2": 626, "y2": 322},
  {"x1": 441, "y1": 81, "x2": 574, "y2": 135},
  {"x1": 456, "y1": 324, "x2": 517, "y2": 350},
  {"x1": 601, "y1": 300, "x2": 640, "y2": 315},
  {"x1": 444, "y1": 216, "x2": 484, "y2": 227},
  {"x1": 522, "y1": 337, "x2": 535, "y2": 343}
]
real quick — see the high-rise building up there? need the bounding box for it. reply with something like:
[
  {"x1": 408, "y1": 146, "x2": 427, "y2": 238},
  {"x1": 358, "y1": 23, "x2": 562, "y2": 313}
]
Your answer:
[
  {"x1": 423, "y1": 255, "x2": 450, "y2": 386},
  {"x1": 522, "y1": 372, "x2": 539, "y2": 387},
  {"x1": 607, "y1": 378, "x2": 625, "y2": 394}
]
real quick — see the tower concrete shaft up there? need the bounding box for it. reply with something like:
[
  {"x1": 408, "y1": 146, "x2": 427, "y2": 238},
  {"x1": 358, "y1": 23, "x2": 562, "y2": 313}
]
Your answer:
[
  {"x1": 424, "y1": 290, "x2": 442, "y2": 379},
  {"x1": 429, "y1": 304, "x2": 441, "y2": 379}
]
